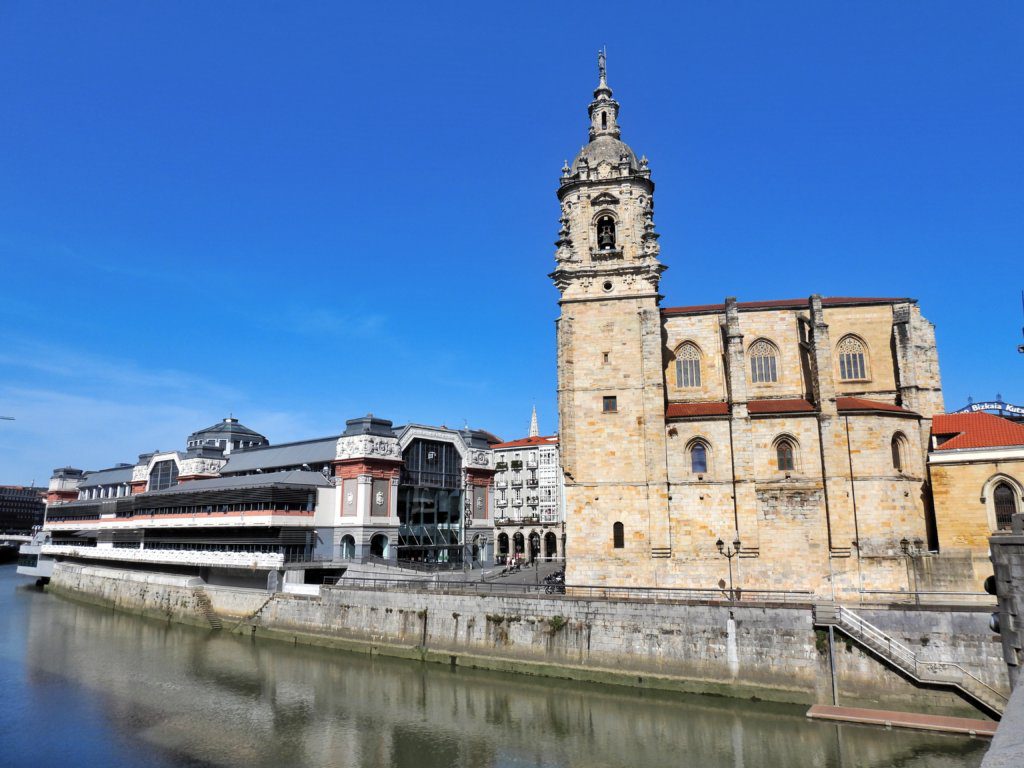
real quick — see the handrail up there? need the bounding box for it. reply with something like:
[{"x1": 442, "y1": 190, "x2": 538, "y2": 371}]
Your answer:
[
  {"x1": 835, "y1": 606, "x2": 1007, "y2": 709},
  {"x1": 919, "y1": 660, "x2": 1008, "y2": 705},
  {"x1": 838, "y1": 606, "x2": 918, "y2": 666},
  {"x1": 322, "y1": 575, "x2": 813, "y2": 603}
]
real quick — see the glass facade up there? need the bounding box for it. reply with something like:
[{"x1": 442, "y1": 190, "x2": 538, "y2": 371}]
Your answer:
[{"x1": 397, "y1": 439, "x2": 466, "y2": 563}]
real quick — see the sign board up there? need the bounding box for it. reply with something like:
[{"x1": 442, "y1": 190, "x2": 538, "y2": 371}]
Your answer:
[{"x1": 952, "y1": 401, "x2": 1024, "y2": 417}]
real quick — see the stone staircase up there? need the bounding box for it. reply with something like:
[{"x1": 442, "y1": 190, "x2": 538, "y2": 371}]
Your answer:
[
  {"x1": 813, "y1": 601, "x2": 1007, "y2": 717},
  {"x1": 192, "y1": 587, "x2": 223, "y2": 631}
]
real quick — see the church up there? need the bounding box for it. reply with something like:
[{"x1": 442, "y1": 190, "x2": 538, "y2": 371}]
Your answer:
[{"x1": 552, "y1": 54, "x2": 957, "y2": 598}]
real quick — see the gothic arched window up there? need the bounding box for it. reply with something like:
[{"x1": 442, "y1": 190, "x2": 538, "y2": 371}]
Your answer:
[
  {"x1": 994, "y1": 483, "x2": 1018, "y2": 530},
  {"x1": 675, "y1": 343, "x2": 702, "y2": 388},
  {"x1": 596, "y1": 215, "x2": 616, "y2": 250},
  {"x1": 838, "y1": 336, "x2": 869, "y2": 381},
  {"x1": 775, "y1": 438, "x2": 796, "y2": 472},
  {"x1": 690, "y1": 441, "x2": 708, "y2": 474},
  {"x1": 613, "y1": 521, "x2": 624, "y2": 549},
  {"x1": 749, "y1": 340, "x2": 779, "y2": 384}
]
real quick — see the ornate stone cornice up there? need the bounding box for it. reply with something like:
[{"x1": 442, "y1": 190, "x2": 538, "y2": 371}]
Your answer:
[{"x1": 335, "y1": 435, "x2": 402, "y2": 462}]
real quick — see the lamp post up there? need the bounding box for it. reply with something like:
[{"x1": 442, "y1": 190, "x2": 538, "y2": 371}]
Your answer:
[
  {"x1": 716, "y1": 536, "x2": 742, "y2": 600},
  {"x1": 899, "y1": 537, "x2": 923, "y2": 606}
]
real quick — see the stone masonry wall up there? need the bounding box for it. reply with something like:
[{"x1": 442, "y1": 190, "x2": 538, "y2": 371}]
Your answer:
[{"x1": 47, "y1": 562, "x2": 1007, "y2": 717}]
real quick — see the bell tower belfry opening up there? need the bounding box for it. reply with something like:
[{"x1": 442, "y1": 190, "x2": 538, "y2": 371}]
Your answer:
[{"x1": 551, "y1": 53, "x2": 672, "y2": 584}]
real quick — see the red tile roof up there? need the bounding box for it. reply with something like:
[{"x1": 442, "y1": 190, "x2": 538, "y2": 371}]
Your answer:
[
  {"x1": 491, "y1": 435, "x2": 559, "y2": 449},
  {"x1": 662, "y1": 297, "x2": 912, "y2": 316},
  {"x1": 931, "y1": 412, "x2": 1024, "y2": 450},
  {"x1": 665, "y1": 397, "x2": 919, "y2": 420},
  {"x1": 836, "y1": 397, "x2": 917, "y2": 416},
  {"x1": 666, "y1": 402, "x2": 730, "y2": 418},
  {"x1": 747, "y1": 398, "x2": 817, "y2": 414}
]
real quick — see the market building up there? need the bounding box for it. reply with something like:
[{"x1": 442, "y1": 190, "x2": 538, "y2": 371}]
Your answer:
[{"x1": 30, "y1": 415, "x2": 500, "y2": 588}]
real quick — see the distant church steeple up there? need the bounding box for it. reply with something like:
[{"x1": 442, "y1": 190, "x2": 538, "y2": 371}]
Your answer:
[{"x1": 529, "y1": 405, "x2": 539, "y2": 437}]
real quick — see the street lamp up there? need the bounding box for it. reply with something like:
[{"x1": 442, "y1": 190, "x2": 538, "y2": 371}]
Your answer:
[
  {"x1": 899, "y1": 537, "x2": 924, "y2": 605},
  {"x1": 716, "y1": 536, "x2": 742, "y2": 600}
]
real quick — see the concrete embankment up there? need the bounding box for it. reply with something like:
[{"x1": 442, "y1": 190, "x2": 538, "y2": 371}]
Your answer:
[{"x1": 47, "y1": 562, "x2": 1008, "y2": 717}]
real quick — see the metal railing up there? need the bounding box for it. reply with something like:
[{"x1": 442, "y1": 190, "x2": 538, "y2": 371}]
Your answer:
[
  {"x1": 834, "y1": 606, "x2": 1007, "y2": 710},
  {"x1": 837, "y1": 606, "x2": 917, "y2": 668},
  {"x1": 856, "y1": 589, "x2": 996, "y2": 607},
  {"x1": 320, "y1": 575, "x2": 813, "y2": 603}
]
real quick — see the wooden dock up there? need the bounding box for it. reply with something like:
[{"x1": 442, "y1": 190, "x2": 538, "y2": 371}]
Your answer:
[{"x1": 806, "y1": 704, "x2": 996, "y2": 737}]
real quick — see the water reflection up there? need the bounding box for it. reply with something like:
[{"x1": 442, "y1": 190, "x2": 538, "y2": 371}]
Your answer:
[{"x1": 4, "y1": 568, "x2": 988, "y2": 768}]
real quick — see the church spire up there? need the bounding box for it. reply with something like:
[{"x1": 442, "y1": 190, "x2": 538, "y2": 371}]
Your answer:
[
  {"x1": 588, "y1": 48, "x2": 620, "y2": 140},
  {"x1": 529, "y1": 405, "x2": 539, "y2": 438}
]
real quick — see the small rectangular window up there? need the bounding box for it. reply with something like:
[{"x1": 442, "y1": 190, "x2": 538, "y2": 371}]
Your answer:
[
  {"x1": 603, "y1": 396, "x2": 617, "y2": 413},
  {"x1": 602, "y1": 352, "x2": 610, "y2": 364}
]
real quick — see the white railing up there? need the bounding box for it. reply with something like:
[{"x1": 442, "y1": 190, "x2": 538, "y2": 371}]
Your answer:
[
  {"x1": 40, "y1": 544, "x2": 285, "y2": 570},
  {"x1": 837, "y1": 606, "x2": 917, "y2": 668},
  {"x1": 835, "y1": 606, "x2": 1007, "y2": 709}
]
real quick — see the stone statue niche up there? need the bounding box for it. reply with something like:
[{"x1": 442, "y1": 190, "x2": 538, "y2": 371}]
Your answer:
[{"x1": 597, "y1": 215, "x2": 616, "y2": 250}]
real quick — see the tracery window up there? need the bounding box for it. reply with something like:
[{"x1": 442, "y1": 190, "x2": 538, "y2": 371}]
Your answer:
[
  {"x1": 838, "y1": 336, "x2": 868, "y2": 381},
  {"x1": 749, "y1": 340, "x2": 779, "y2": 384},
  {"x1": 675, "y1": 343, "x2": 702, "y2": 388},
  {"x1": 775, "y1": 438, "x2": 796, "y2": 472},
  {"x1": 994, "y1": 483, "x2": 1017, "y2": 531}
]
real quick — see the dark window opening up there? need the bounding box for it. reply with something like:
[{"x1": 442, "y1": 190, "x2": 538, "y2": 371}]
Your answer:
[
  {"x1": 995, "y1": 483, "x2": 1017, "y2": 530},
  {"x1": 613, "y1": 521, "x2": 624, "y2": 549},
  {"x1": 891, "y1": 435, "x2": 904, "y2": 472},
  {"x1": 601, "y1": 111, "x2": 608, "y2": 130},
  {"x1": 776, "y1": 440, "x2": 795, "y2": 472},
  {"x1": 603, "y1": 396, "x2": 617, "y2": 413}
]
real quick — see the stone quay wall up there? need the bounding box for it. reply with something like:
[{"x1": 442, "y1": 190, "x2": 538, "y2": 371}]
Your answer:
[{"x1": 48, "y1": 562, "x2": 1007, "y2": 717}]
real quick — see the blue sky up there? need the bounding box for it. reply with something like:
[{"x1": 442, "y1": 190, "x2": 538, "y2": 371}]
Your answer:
[{"x1": 1, "y1": 2, "x2": 1021, "y2": 485}]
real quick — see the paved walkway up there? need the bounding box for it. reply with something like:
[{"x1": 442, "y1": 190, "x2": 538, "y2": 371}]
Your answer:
[{"x1": 807, "y1": 704, "x2": 996, "y2": 736}]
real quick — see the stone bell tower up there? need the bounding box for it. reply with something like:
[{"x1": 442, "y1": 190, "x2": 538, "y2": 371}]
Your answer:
[{"x1": 551, "y1": 52, "x2": 671, "y2": 584}]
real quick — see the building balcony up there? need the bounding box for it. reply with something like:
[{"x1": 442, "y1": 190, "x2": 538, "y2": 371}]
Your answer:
[
  {"x1": 510, "y1": 477, "x2": 523, "y2": 487},
  {"x1": 526, "y1": 459, "x2": 538, "y2": 468},
  {"x1": 540, "y1": 512, "x2": 561, "y2": 524},
  {"x1": 495, "y1": 462, "x2": 508, "y2": 471},
  {"x1": 511, "y1": 498, "x2": 523, "y2": 507},
  {"x1": 526, "y1": 497, "x2": 539, "y2": 506},
  {"x1": 510, "y1": 460, "x2": 523, "y2": 470},
  {"x1": 526, "y1": 478, "x2": 539, "y2": 487},
  {"x1": 495, "y1": 481, "x2": 507, "y2": 489},
  {"x1": 496, "y1": 498, "x2": 507, "y2": 506}
]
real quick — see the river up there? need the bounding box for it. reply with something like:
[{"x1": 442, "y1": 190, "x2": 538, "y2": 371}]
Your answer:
[{"x1": 0, "y1": 566, "x2": 990, "y2": 768}]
